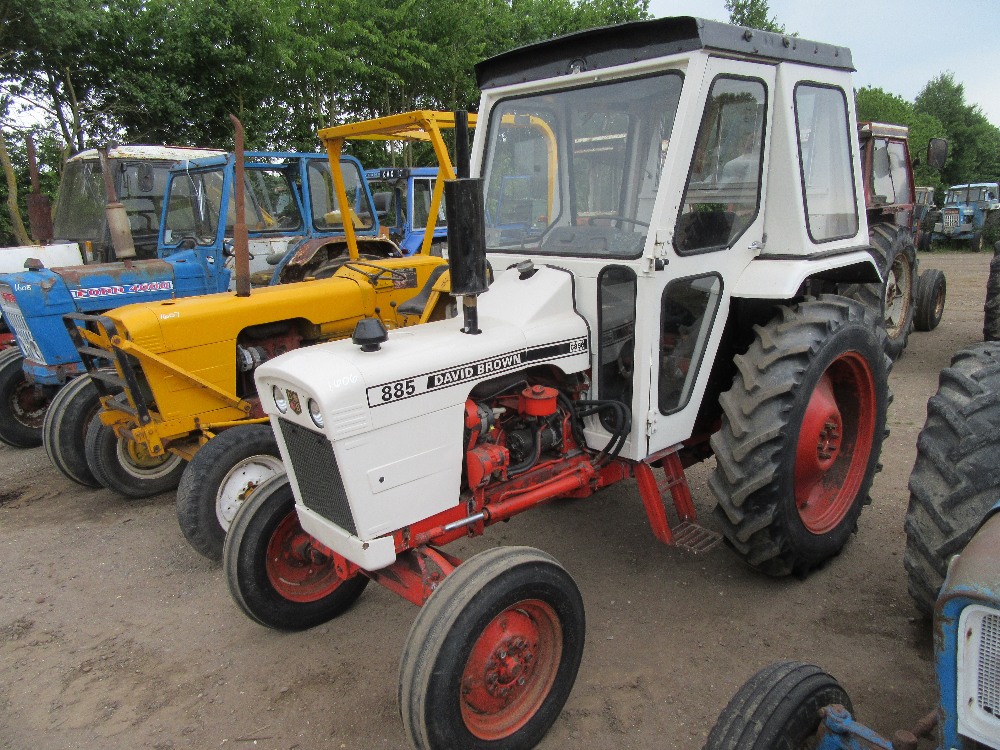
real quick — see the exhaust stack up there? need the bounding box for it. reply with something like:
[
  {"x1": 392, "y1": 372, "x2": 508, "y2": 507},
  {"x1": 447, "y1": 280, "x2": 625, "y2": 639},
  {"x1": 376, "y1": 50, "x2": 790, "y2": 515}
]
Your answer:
[
  {"x1": 98, "y1": 147, "x2": 137, "y2": 259},
  {"x1": 229, "y1": 114, "x2": 251, "y2": 298}
]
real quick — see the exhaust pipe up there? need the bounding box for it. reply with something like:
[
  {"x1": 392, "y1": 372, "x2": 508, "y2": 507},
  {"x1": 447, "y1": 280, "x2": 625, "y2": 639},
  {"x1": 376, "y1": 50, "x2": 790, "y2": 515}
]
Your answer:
[
  {"x1": 98, "y1": 147, "x2": 137, "y2": 259},
  {"x1": 444, "y1": 111, "x2": 488, "y2": 335},
  {"x1": 229, "y1": 114, "x2": 251, "y2": 298}
]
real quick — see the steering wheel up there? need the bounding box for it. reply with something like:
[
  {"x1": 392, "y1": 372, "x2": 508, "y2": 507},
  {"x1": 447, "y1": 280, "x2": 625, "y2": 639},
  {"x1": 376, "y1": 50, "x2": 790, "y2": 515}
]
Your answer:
[
  {"x1": 587, "y1": 215, "x2": 650, "y2": 229},
  {"x1": 344, "y1": 261, "x2": 411, "y2": 285}
]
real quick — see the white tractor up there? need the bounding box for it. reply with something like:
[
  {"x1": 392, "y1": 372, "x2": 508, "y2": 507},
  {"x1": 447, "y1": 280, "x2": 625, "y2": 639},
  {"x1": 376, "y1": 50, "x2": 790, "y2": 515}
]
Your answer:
[{"x1": 223, "y1": 16, "x2": 896, "y2": 750}]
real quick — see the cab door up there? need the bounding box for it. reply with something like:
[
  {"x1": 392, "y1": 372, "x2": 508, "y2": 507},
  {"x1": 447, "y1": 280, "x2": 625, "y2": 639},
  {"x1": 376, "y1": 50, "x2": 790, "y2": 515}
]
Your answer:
[{"x1": 643, "y1": 58, "x2": 776, "y2": 457}]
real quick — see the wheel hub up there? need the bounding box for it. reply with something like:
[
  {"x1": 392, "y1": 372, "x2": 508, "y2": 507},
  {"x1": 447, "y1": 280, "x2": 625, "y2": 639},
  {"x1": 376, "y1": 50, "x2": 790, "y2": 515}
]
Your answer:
[
  {"x1": 265, "y1": 512, "x2": 341, "y2": 602},
  {"x1": 12, "y1": 381, "x2": 47, "y2": 428}
]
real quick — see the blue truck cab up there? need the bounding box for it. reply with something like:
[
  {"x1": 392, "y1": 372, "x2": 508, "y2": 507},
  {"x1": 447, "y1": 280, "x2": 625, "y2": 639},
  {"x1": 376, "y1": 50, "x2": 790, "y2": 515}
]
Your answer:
[
  {"x1": 365, "y1": 167, "x2": 448, "y2": 255},
  {"x1": 0, "y1": 151, "x2": 379, "y2": 447},
  {"x1": 931, "y1": 182, "x2": 1000, "y2": 251}
]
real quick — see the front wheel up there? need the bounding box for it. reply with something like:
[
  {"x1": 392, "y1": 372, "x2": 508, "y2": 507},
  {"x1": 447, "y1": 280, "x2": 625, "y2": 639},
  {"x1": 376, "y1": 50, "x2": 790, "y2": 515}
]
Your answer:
[
  {"x1": 399, "y1": 546, "x2": 585, "y2": 750},
  {"x1": 0, "y1": 348, "x2": 52, "y2": 448},
  {"x1": 710, "y1": 295, "x2": 889, "y2": 577},
  {"x1": 42, "y1": 373, "x2": 106, "y2": 486},
  {"x1": 703, "y1": 661, "x2": 851, "y2": 749},
  {"x1": 85, "y1": 419, "x2": 185, "y2": 498},
  {"x1": 176, "y1": 424, "x2": 283, "y2": 561},
  {"x1": 913, "y1": 269, "x2": 945, "y2": 332},
  {"x1": 223, "y1": 474, "x2": 368, "y2": 630}
]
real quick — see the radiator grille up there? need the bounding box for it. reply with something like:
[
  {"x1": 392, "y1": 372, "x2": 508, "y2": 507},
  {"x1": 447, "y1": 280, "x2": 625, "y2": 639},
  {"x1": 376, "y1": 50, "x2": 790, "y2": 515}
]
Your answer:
[
  {"x1": 0, "y1": 294, "x2": 44, "y2": 363},
  {"x1": 278, "y1": 419, "x2": 357, "y2": 536},
  {"x1": 978, "y1": 612, "x2": 1000, "y2": 718}
]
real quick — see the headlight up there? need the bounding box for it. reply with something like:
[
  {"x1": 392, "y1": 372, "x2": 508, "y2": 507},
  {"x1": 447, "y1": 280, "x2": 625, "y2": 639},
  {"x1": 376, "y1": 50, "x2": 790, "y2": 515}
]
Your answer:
[
  {"x1": 273, "y1": 385, "x2": 288, "y2": 413},
  {"x1": 308, "y1": 398, "x2": 324, "y2": 428}
]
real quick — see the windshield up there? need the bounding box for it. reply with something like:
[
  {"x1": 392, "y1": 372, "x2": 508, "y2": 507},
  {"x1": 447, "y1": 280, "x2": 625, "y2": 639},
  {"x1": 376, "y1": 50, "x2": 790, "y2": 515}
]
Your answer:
[
  {"x1": 412, "y1": 177, "x2": 444, "y2": 230},
  {"x1": 307, "y1": 160, "x2": 374, "y2": 232},
  {"x1": 52, "y1": 159, "x2": 174, "y2": 245},
  {"x1": 483, "y1": 73, "x2": 683, "y2": 258}
]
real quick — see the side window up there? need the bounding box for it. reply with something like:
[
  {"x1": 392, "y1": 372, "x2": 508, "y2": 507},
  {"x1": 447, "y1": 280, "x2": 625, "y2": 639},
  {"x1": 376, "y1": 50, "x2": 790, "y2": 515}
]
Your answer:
[
  {"x1": 794, "y1": 84, "x2": 859, "y2": 242},
  {"x1": 675, "y1": 76, "x2": 767, "y2": 255},
  {"x1": 598, "y1": 266, "x2": 637, "y2": 426},
  {"x1": 658, "y1": 275, "x2": 722, "y2": 414}
]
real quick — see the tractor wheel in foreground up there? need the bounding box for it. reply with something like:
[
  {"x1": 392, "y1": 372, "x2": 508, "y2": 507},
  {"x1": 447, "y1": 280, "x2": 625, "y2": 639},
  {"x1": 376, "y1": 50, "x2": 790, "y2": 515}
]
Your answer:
[
  {"x1": 913, "y1": 269, "x2": 946, "y2": 332},
  {"x1": 703, "y1": 661, "x2": 852, "y2": 750},
  {"x1": 710, "y1": 295, "x2": 889, "y2": 577},
  {"x1": 905, "y1": 342, "x2": 1000, "y2": 617},
  {"x1": 841, "y1": 224, "x2": 915, "y2": 361},
  {"x1": 85, "y1": 418, "x2": 185, "y2": 498},
  {"x1": 42, "y1": 372, "x2": 107, "y2": 487},
  {"x1": 224, "y1": 474, "x2": 368, "y2": 630},
  {"x1": 0, "y1": 347, "x2": 52, "y2": 448},
  {"x1": 176, "y1": 424, "x2": 283, "y2": 561},
  {"x1": 399, "y1": 546, "x2": 585, "y2": 750},
  {"x1": 984, "y1": 248, "x2": 1000, "y2": 341}
]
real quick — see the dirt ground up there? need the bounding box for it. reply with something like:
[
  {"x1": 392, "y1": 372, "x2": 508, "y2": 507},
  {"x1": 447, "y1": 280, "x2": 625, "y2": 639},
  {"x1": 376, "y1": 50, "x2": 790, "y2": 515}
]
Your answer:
[{"x1": 0, "y1": 251, "x2": 989, "y2": 750}]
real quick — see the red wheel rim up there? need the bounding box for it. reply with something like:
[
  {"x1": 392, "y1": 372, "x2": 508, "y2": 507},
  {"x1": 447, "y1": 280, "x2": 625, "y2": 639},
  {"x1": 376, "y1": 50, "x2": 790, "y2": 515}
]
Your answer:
[
  {"x1": 265, "y1": 511, "x2": 342, "y2": 602},
  {"x1": 12, "y1": 380, "x2": 48, "y2": 428},
  {"x1": 460, "y1": 599, "x2": 562, "y2": 740},
  {"x1": 794, "y1": 351, "x2": 876, "y2": 534}
]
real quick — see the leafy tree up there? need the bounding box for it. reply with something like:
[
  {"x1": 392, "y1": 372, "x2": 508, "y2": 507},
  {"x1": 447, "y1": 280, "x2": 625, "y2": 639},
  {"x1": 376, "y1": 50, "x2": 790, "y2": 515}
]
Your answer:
[{"x1": 725, "y1": 0, "x2": 786, "y2": 33}]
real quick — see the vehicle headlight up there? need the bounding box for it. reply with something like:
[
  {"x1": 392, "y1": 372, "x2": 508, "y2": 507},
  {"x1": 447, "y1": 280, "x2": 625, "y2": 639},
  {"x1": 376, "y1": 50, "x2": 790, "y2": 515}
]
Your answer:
[
  {"x1": 308, "y1": 398, "x2": 324, "y2": 428},
  {"x1": 273, "y1": 385, "x2": 288, "y2": 413}
]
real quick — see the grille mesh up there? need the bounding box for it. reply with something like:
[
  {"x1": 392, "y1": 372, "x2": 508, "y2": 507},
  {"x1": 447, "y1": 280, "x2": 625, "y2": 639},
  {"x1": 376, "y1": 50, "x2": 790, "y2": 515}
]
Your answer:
[
  {"x1": 978, "y1": 612, "x2": 1000, "y2": 718},
  {"x1": 278, "y1": 419, "x2": 357, "y2": 536},
  {"x1": 0, "y1": 300, "x2": 44, "y2": 363}
]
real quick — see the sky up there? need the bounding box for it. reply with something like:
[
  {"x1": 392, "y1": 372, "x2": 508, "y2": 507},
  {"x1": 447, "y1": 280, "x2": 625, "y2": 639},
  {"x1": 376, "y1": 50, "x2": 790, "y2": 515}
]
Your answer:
[{"x1": 648, "y1": 0, "x2": 1000, "y2": 128}]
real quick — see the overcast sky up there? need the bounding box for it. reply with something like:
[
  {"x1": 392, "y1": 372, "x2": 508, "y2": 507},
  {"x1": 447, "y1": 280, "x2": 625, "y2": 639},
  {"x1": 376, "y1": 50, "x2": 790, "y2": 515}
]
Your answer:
[{"x1": 648, "y1": 0, "x2": 1000, "y2": 128}]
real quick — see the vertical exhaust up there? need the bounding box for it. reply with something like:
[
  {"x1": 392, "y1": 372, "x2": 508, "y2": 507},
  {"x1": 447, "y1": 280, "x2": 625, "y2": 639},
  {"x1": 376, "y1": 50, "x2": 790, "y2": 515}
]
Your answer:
[
  {"x1": 229, "y1": 114, "x2": 251, "y2": 298},
  {"x1": 98, "y1": 147, "x2": 137, "y2": 260},
  {"x1": 444, "y1": 111, "x2": 488, "y2": 335}
]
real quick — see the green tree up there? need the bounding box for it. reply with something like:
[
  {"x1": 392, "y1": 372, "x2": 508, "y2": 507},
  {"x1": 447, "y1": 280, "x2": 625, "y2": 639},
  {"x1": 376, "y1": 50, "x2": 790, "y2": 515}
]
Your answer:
[{"x1": 725, "y1": 0, "x2": 785, "y2": 33}]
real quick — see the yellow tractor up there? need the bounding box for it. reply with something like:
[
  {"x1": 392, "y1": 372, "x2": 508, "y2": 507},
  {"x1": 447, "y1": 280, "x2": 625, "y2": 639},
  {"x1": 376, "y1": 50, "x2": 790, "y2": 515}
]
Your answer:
[{"x1": 61, "y1": 111, "x2": 473, "y2": 560}]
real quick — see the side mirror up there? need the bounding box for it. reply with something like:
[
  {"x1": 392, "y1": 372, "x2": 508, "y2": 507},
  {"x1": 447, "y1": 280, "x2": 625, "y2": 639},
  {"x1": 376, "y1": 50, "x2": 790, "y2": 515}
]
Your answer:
[{"x1": 926, "y1": 138, "x2": 948, "y2": 170}]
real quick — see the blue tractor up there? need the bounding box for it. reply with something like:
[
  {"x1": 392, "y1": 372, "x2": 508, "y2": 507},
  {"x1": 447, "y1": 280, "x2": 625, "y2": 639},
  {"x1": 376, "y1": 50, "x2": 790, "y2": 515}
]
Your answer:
[
  {"x1": 705, "y1": 342, "x2": 1000, "y2": 750},
  {"x1": 366, "y1": 166, "x2": 449, "y2": 255},
  {"x1": 0, "y1": 149, "x2": 379, "y2": 448},
  {"x1": 930, "y1": 182, "x2": 1000, "y2": 251}
]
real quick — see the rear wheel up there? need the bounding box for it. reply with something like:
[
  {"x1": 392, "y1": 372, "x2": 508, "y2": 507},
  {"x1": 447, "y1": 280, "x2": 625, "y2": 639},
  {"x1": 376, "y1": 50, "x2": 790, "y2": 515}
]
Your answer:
[
  {"x1": 85, "y1": 419, "x2": 185, "y2": 497},
  {"x1": 913, "y1": 269, "x2": 946, "y2": 332},
  {"x1": 223, "y1": 474, "x2": 368, "y2": 630},
  {"x1": 42, "y1": 373, "x2": 106, "y2": 486},
  {"x1": 971, "y1": 231, "x2": 984, "y2": 252},
  {"x1": 710, "y1": 296, "x2": 889, "y2": 577},
  {"x1": 0, "y1": 348, "x2": 52, "y2": 448},
  {"x1": 905, "y1": 343, "x2": 1000, "y2": 616},
  {"x1": 704, "y1": 661, "x2": 851, "y2": 750},
  {"x1": 176, "y1": 424, "x2": 283, "y2": 561},
  {"x1": 399, "y1": 546, "x2": 584, "y2": 750},
  {"x1": 984, "y1": 249, "x2": 1000, "y2": 341}
]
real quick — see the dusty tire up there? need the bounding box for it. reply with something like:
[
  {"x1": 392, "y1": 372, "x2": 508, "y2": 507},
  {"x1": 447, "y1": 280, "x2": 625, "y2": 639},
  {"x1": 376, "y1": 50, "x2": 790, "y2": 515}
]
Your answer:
[
  {"x1": 913, "y1": 269, "x2": 946, "y2": 332},
  {"x1": 176, "y1": 424, "x2": 283, "y2": 561},
  {"x1": 710, "y1": 295, "x2": 889, "y2": 577},
  {"x1": 841, "y1": 225, "x2": 915, "y2": 361},
  {"x1": 0, "y1": 348, "x2": 52, "y2": 448},
  {"x1": 971, "y1": 231, "x2": 984, "y2": 252},
  {"x1": 984, "y1": 249, "x2": 1000, "y2": 341},
  {"x1": 399, "y1": 546, "x2": 584, "y2": 750},
  {"x1": 905, "y1": 342, "x2": 1000, "y2": 617},
  {"x1": 42, "y1": 373, "x2": 107, "y2": 487},
  {"x1": 85, "y1": 418, "x2": 185, "y2": 498},
  {"x1": 703, "y1": 661, "x2": 851, "y2": 750},
  {"x1": 223, "y1": 474, "x2": 368, "y2": 630}
]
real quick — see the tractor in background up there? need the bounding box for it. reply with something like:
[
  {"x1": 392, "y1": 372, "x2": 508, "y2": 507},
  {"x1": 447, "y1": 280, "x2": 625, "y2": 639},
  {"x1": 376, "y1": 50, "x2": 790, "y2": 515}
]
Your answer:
[{"x1": 367, "y1": 167, "x2": 449, "y2": 255}]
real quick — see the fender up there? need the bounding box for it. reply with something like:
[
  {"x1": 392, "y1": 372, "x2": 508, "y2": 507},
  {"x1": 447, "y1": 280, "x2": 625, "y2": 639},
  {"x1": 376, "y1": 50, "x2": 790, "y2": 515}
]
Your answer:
[{"x1": 730, "y1": 249, "x2": 881, "y2": 299}]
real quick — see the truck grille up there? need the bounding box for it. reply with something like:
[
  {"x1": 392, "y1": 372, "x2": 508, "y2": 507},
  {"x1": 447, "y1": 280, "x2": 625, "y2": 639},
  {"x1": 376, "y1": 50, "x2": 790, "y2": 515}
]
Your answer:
[
  {"x1": 0, "y1": 290, "x2": 44, "y2": 363},
  {"x1": 943, "y1": 210, "x2": 960, "y2": 229},
  {"x1": 277, "y1": 419, "x2": 358, "y2": 536},
  {"x1": 978, "y1": 612, "x2": 1000, "y2": 719}
]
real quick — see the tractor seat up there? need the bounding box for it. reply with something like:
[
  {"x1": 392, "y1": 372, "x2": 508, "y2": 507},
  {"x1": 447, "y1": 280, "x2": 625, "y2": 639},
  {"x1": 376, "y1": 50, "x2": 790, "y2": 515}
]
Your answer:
[{"x1": 397, "y1": 265, "x2": 449, "y2": 316}]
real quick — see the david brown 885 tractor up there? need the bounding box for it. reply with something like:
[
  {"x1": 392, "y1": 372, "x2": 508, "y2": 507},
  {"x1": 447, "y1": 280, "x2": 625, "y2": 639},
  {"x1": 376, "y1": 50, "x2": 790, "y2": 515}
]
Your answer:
[
  {"x1": 66, "y1": 112, "x2": 469, "y2": 561},
  {"x1": 226, "y1": 17, "x2": 895, "y2": 750}
]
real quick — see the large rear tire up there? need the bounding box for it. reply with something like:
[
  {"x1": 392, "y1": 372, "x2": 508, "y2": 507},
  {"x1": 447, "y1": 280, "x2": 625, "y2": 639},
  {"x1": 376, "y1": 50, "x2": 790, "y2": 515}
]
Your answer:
[
  {"x1": 85, "y1": 418, "x2": 185, "y2": 498},
  {"x1": 0, "y1": 348, "x2": 52, "y2": 448},
  {"x1": 42, "y1": 373, "x2": 106, "y2": 487},
  {"x1": 710, "y1": 296, "x2": 889, "y2": 577},
  {"x1": 399, "y1": 546, "x2": 585, "y2": 750},
  {"x1": 984, "y1": 246, "x2": 1000, "y2": 341},
  {"x1": 176, "y1": 424, "x2": 283, "y2": 561},
  {"x1": 703, "y1": 661, "x2": 851, "y2": 750},
  {"x1": 841, "y1": 225, "x2": 915, "y2": 361},
  {"x1": 905, "y1": 342, "x2": 1000, "y2": 616},
  {"x1": 913, "y1": 269, "x2": 945, "y2": 332},
  {"x1": 223, "y1": 474, "x2": 368, "y2": 630}
]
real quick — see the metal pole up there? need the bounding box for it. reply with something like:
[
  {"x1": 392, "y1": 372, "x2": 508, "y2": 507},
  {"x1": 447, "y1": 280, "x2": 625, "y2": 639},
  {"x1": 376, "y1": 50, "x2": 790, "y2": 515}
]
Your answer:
[{"x1": 229, "y1": 114, "x2": 251, "y2": 298}]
